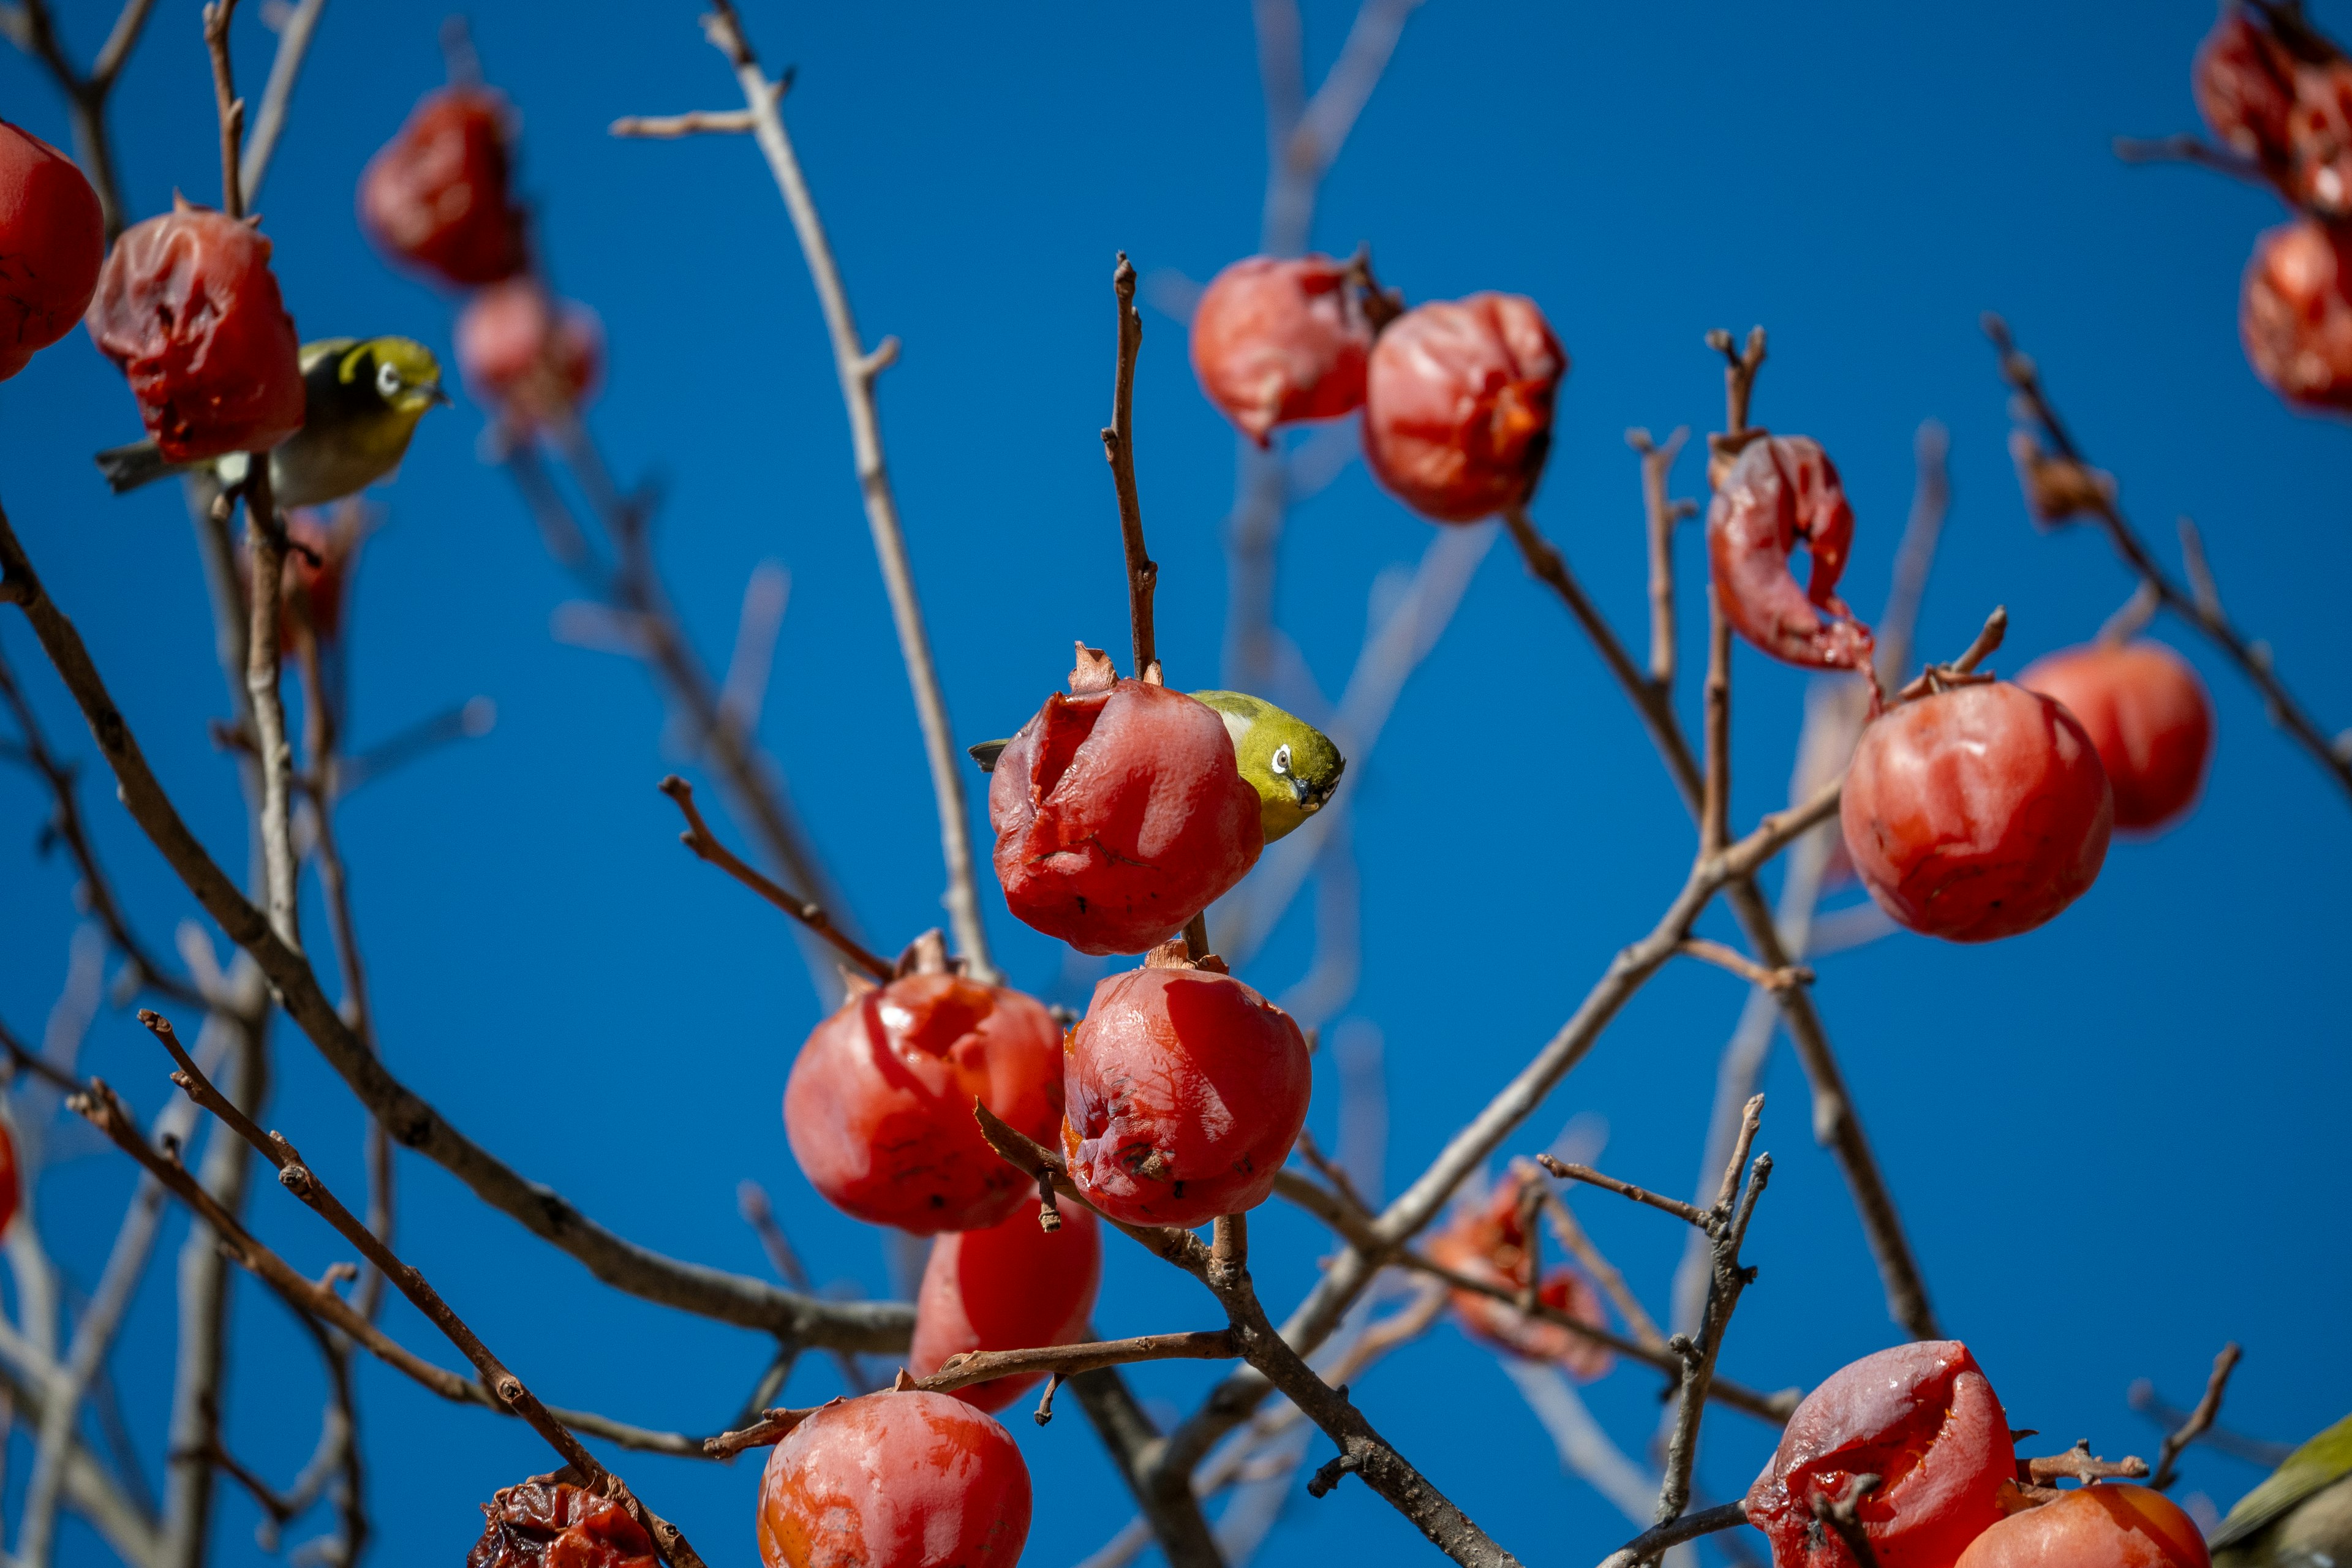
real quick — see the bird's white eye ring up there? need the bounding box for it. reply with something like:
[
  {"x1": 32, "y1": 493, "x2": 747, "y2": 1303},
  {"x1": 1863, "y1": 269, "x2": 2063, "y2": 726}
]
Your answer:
[
  {"x1": 376, "y1": 361, "x2": 401, "y2": 397},
  {"x1": 1271, "y1": 743, "x2": 1292, "y2": 775}
]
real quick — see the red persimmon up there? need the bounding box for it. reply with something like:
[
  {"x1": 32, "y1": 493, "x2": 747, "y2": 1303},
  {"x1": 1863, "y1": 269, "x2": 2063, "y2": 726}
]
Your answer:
[
  {"x1": 1953, "y1": 1486, "x2": 2211, "y2": 1568},
  {"x1": 2019, "y1": 641, "x2": 2214, "y2": 834},
  {"x1": 1061, "y1": 960, "x2": 1310, "y2": 1229},
  {"x1": 358, "y1": 88, "x2": 528, "y2": 287},
  {"x1": 908, "y1": 1197, "x2": 1101, "y2": 1414},
  {"x1": 2196, "y1": 13, "x2": 2299, "y2": 176},
  {"x1": 1840, "y1": 680, "x2": 2113, "y2": 943},
  {"x1": 784, "y1": 974, "x2": 1063, "y2": 1233},
  {"x1": 467, "y1": 1479, "x2": 657, "y2": 1568},
  {"x1": 1708, "y1": 436, "x2": 1875, "y2": 671},
  {"x1": 757, "y1": 1392, "x2": 1030, "y2": 1568},
  {"x1": 1745, "y1": 1341, "x2": 2017, "y2": 1568},
  {"x1": 0, "y1": 119, "x2": 103, "y2": 381},
  {"x1": 2194, "y1": 9, "x2": 2352, "y2": 217},
  {"x1": 456, "y1": 279, "x2": 602, "y2": 428},
  {"x1": 988, "y1": 651, "x2": 1262, "y2": 956},
  {"x1": 1428, "y1": 1182, "x2": 1613, "y2": 1379},
  {"x1": 85, "y1": 203, "x2": 306, "y2": 463},
  {"x1": 1189, "y1": 254, "x2": 1371, "y2": 444},
  {"x1": 2241, "y1": 219, "x2": 2352, "y2": 410},
  {"x1": 1362, "y1": 292, "x2": 1566, "y2": 524}
]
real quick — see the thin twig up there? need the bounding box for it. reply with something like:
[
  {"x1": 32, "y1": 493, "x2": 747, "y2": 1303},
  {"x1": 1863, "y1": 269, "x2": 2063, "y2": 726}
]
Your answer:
[
  {"x1": 2, "y1": 0, "x2": 157, "y2": 236},
  {"x1": 1809, "y1": 1474, "x2": 1882, "y2": 1568},
  {"x1": 1594, "y1": 1501, "x2": 1750, "y2": 1568},
  {"x1": 238, "y1": 0, "x2": 328, "y2": 203},
  {"x1": 1653, "y1": 1098, "x2": 1771, "y2": 1530},
  {"x1": 1527, "y1": 1180, "x2": 1665, "y2": 1351},
  {"x1": 2150, "y1": 1343, "x2": 2242, "y2": 1491},
  {"x1": 1629, "y1": 427, "x2": 1693, "y2": 690},
  {"x1": 1104, "y1": 254, "x2": 1159, "y2": 678},
  {"x1": 1700, "y1": 590, "x2": 1732, "y2": 856},
  {"x1": 1536, "y1": 1156, "x2": 1716, "y2": 1232},
  {"x1": 1675, "y1": 939, "x2": 1810, "y2": 993},
  {"x1": 660, "y1": 775, "x2": 891, "y2": 980},
  {"x1": 920, "y1": 1332, "x2": 1238, "y2": 1395}
]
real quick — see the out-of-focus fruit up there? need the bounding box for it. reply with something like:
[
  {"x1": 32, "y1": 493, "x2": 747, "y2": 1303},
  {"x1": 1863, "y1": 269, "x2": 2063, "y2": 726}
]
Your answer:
[
  {"x1": 988, "y1": 650, "x2": 1263, "y2": 957},
  {"x1": 1745, "y1": 1341, "x2": 2017, "y2": 1568},
  {"x1": 2195, "y1": 7, "x2": 2352, "y2": 218},
  {"x1": 784, "y1": 973, "x2": 1063, "y2": 1234},
  {"x1": 1427, "y1": 1180, "x2": 1613, "y2": 1379},
  {"x1": 909, "y1": 1198, "x2": 1100, "y2": 1414},
  {"x1": 0, "y1": 119, "x2": 104, "y2": 381},
  {"x1": 1954, "y1": 1485, "x2": 2211, "y2": 1568},
  {"x1": 358, "y1": 87, "x2": 528, "y2": 287},
  {"x1": 2242, "y1": 219, "x2": 2352, "y2": 410},
  {"x1": 1061, "y1": 957, "x2": 1310, "y2": 1229},
  {"x1": 1840, "y1": 680, "x2": 2113, "y2": 943},
  {"x1": 272, "y1": 511, "x2": 348, "y2": 649},
  {"x1": 1362, "y1": 292, "x2": 1566, "y2": 523},
  {"x1": 2019, "y1": 641, "x2": 2213, "y2": 834},
  {"x1": 1707, "y1": 435, "x2": 1875, "y2": 671},
  {"x1": 2197, "y1": 13, "x2": 2300, "y2": 173},
  {"x1": 467, "y1": 1479, "x2": 657, "y2": 1568},
  {"x1": 757, "y1": 1392, "x2": 1030, "y2": 1568},
  {"x1": 456, "y1": 278, "x2": 601, "y2": 428},
  {"x1": 86, "y1": 203, "x2": 305, "y2": 462},
  {"x1": 1189, "y1": 254, "x2": 1371, "y2": 444}
]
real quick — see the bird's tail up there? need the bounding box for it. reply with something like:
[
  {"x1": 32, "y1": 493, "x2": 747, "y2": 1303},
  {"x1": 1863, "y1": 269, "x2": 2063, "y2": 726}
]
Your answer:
[{"x1": 93, "y1": 440, "x2": 191, "y2": 495}]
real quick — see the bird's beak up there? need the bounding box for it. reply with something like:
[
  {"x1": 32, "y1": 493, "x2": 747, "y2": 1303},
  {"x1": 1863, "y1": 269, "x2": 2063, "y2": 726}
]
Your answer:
[
  {"x1": 1289, "y1": 776, "x2": 1317, "y2": 810},
  {"x1": 426, "y1": 383, "x2": 453, "y2": 407}
]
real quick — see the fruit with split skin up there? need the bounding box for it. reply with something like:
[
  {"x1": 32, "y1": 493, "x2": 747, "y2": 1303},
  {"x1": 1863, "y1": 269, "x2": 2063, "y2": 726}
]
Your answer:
[
  {"x1": 0, "y1": 118, "x2": 104, "y2": 381},
  {"x1": 1954, "y1": 1485, "x2": 2209, "y2": 1568},
  {"x1": 1189, "y1": 252, "x2": 1372, "y2": 444},
  {"x1": 1708, "y1": 434, "x2": 1875, "y2": 671},
  {"x1": 908, "y1": 1197, "x2": 1100, "y2": 1414},
  {"x1": 2211, "y1": 1412, "x2": 2352, "y2": 1568},
  {"x1": 757, "y1": 1390, "x2": 1030, "y2": 1568},
  {"x1": 2018, "y1": 639, "x2": 2213, "y2": 834},
  {"x1": 1361, "y1": 291, "x2": 1567, "y2": 524},
  {"x1": 467, "y1": 1478, "x2": 656, "y2": 1568}
]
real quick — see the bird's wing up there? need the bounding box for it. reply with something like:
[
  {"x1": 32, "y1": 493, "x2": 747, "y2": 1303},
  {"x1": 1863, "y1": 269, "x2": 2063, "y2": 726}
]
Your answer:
[
  {"x1": 2212, "y1": 1414, "x2": 2352, "y2": 1550},
  {"x1": 968, "y1": 739, "x2": 1009, "y2": 772},
  {"x1": 298, "y1": 337, "x2": 358, "y2": 375}
]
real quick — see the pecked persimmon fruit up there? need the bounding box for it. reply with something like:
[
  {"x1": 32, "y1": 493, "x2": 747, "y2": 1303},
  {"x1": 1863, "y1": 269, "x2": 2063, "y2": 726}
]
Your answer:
[
  {"x1": 1362, "y1": 292, "x2": 1566, "y2": 523},
  {"x1": 758, "y1": 1391, "x2": 1030, "y2": 1568},
  {"x1": 989, "y1": 650, "x2": 1263, "y2": 956},
  {"x1": 86, "y1": 204, "x2": 306, "y2": 464},
  {"x1": 1954, "y1": 1485, "x2": 2211, "y2": 1568},
  {"x1": 1840, "y1": 680, "x2": 2113, "y2": 943},
  {"x1": 1062, "y1": 959, "x2": 1310, "y2": 1229},
  {"x1": 467, "y1": 1479, "x2": 657, "y2": 1568},
  {"x1": 1708, "y1": 435, "x2": 1876, "y2": 671},
  {"x1": 2019, "y1": 641, "x2": 2213, "y2": 834},
  {"x1": 1428, "y1": 1181, "x2": 1613, "y2": 1379},
  {"x1": 784, "y1": 973, "x2": 1063, "y2": 1234},
  {"x1": 1745, "y1": 1340, "x2": 2017, "y2": 1568},
  {"x1": 908, "y1": 1197, "x2": 1100, "y2": 1414},
  {"x1": 2241, "y1": 219, "x2": 2352, "y2": 410},
  {"x1": 1189, "y1": 254, "x2": 1371, "y2": 445},
  {"x1": 456, "y1": 279, "x2": 602, "y2": 429},
  {"x1": 358, "y1": 87, "x2": 528, "y2": 287},
  {"x1": 0, "y1": 119, "x2": 103, "y2": 382}
]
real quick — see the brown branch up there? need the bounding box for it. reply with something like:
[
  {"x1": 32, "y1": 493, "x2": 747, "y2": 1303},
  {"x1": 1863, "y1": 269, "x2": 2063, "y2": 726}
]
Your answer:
[
  {"x1": 201, "y1": 0, "x2": 245, "y2": 220},
  {"x1": 1594, "y1": 1501, "x2": 1751, "y2": 1568},
  {"x1": 609, "y1": 80, "x2": 783, "y2": 138},
  {"x1": 1809, "y1": 1474, "x2": 1882, "y2": 1568},
  {"x1": 1536, "y1": 1155, "x2": 1716, "y2": 1232},
  {"x1": 2023, "y1": 1440, "x2": 2149, "y2": 1489},
  {"x1": 1654, "y1": 1097, "x2": 1771, "y2": 1528},
  {"x1": 919, "y1": 1332, "x2": 1238, "y2": 1395},
  {"x1": 1525, "y1": 1177, "x2": 1665, "y2": 1351},
  {"x1": 1675, "y1": 938, "x2": 1811, "y2": 993},
  {"x1": 2113, "y1": 133, "x2": 2267, "y2": 184},
  {"x1": 1104, "y1": 253, "x2": 1159, "y2": 679},
  {"x1": 2, "y1": 0, "x2": 156, "y2": 237},
  {"x1": 1700, "y1": 590, "x2": 1732, "y2": 856},
  {"x1": 659, "y1": 775, "x2": 892, "y2": 981},
  {"x1": 1629, "y1": 427, "x2": 1694, "y2": 690},
  {"x1": 2150, "y1": 1343, "x2": 2241, "y2": 1491},
  {"x1": 702, "y1": 1404, "x2": 823, "y2": 1461}
]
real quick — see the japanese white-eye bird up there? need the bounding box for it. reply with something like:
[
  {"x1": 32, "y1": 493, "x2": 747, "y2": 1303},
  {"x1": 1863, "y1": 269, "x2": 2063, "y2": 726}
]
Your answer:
[
  {"x1": 2212, "y1": 1413, "x2": 2352, "y2": 1568},
  {"x1": 96, "y1": 336, "x2": 448, "y2": 507},
  {"x1": 968, "y1": 689, "x2": 1345, "y2": 843}
]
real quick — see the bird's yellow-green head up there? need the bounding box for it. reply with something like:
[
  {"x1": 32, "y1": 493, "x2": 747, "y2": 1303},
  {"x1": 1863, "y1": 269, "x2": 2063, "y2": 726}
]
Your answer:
[
  {"x1": 337, "y1": 336, "x2": 449, "y2": 417},
  {"x1": 1191, "y1": 690, "x2": 1346, "y2": 843}
]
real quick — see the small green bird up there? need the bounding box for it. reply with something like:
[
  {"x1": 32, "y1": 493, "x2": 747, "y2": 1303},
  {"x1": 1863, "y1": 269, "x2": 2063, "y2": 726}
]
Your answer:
[
  {"x1": 969, "y1": 689, "x2": 1346, "y2": 844},
  {"x1": 96, "y1": 336, "x2": 449, "y2": 507},
  {"x1": 2212, "y1": 1413, "x2": 2352, "y2": 1568}
]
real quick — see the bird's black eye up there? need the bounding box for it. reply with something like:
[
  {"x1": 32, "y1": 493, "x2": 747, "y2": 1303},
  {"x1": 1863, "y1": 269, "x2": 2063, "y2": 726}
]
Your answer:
[
  {"x1": 1271, "y1": 743, "x2": 1292, "y2": 776},
  {"x1": 376, "y1": 361, "x2": 401, "y2": 398}
]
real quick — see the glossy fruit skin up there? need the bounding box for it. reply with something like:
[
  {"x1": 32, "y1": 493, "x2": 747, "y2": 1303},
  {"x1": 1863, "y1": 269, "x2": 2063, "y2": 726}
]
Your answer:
[
  {"x1": 1362, "y1": 292, "x2": 1566, "y2": 524},
  {"x1": 1428, "y1": 1183, "x2": 1612, "y2": 1378},
  {"x1": 757, "y1": 1391, "x2": 1030, "y2": 1568},
  {"x1": 1954, "y1": 1486, "x2": 2211, "y2": 1568},
  {"x1": 1061, "y1": 965, "x2": 1310, "y2": 1229},
  {"x1": 86, "y1": 208, "x2": 305, "y2": 463},
  {"x1": 2019, "y1": 641, "x2": 2214, "y2": 834},
  {"x1": 1708, "y1": 436, "x2": 1875, "y2": 670},
  {"x1": 0, "y1": 120, "x2": 103, "y2": 381},
  {"x1": 456, "y1": 279, "x2": 602, "y2": 428},
  {"x1": 1189, "y1": 254, "x2": 1370, "y2": 444},
  {"x1": 989, "y1": 679, "x2": 1263, "y2": 956},
  {"x1": 467, "y1": 1479, "x2": 657, "y2": 1568},
  {"x1": 909, "y1": 1198, "x2": 1101, "y2": 1413},
  {"x1": 1841, "y1": 681, "x2": 2114, "y2": 943},
  {"x1": 2241, "y1": 219, "x2": 2352, "y2": 410},
  {"x1": 358, "y1": 88, "x2": 527, "y2": 287},
  {"x1": 1746, "y1": 1341, "x2": 2017, "y2": 1568},
  {"x1": 784, "y1": 975, "x2": 1063, "y2": 1234}
]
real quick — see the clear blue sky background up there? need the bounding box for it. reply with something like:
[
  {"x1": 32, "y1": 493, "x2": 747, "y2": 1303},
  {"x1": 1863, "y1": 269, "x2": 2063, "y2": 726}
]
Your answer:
[{"x1": 6, "y1": 4, "x2": 2348, "y2": 1566}]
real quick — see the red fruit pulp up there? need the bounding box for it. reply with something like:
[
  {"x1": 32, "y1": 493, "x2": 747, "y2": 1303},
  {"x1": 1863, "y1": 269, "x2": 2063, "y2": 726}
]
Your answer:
[
  {"x1": 1428, "y1": 1182, "x2": 1613, "y2": 1379},
  {"x1": 1707, "y1": 435, "x2": 1875, "y2": 671},
  {"x1": 2242, "y1": 219, "x2": 2352, "y2": 410},
  {"x1": 467, "y1": 1480, "x2": 657, "y2": 1568},
  {"x1": 909, "y1": 1198, "x2": 1101, "y2": 1413},
  {"x1": 2019, "y1": 641, "x2": 2213, "y2": 834},
  {"x1": 1745, "y1": 1341, "x2": 2017, "y2": 1568},
  {"x1": 358, "y1": 88, "x2": 528, "y2": 287},
  {"x1": 0, "y1": 119, "x2": 103, "y2": 380},
  {"x1": 756, "y1": 1392, "x2": 1030, "y2": 1568},
  {"x1": 1189, "y1": 254, "x2": 1371, "y2": 444},
  {"x1": 1840, "y1": 681, "x2": 2113, "y2": 943},
  {"x1": 783, "y1": 974, "x2": 1063, "y2": 1233},
  {"x1": 1061, "y1": 965, "x2": 1311, "y2": 1229},
  {"x1": 1954, "y1": 1486, "x2": 2211, "y2": 1568},
  {"x1": 1362, "y1": 292, "x2": 1566, "y2": 524}
]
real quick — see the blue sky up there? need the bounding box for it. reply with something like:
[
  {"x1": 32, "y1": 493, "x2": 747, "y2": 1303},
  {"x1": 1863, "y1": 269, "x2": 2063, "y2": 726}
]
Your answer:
[{"x1": 5, "y1": 3, "x2": 2348, "y2": 1566}]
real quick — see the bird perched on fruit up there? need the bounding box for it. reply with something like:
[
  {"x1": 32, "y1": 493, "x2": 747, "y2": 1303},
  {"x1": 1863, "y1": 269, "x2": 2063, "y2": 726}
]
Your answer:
[
  {"x1": 2212, "y1": 1412, "x2": 2352, "y2": 1568},
  {"x1": 970, "y1": 689, "x2": 1344, "y2": 844},
  {"x1": 96, "y1": 336, "x2": 448, "y2": 507}
]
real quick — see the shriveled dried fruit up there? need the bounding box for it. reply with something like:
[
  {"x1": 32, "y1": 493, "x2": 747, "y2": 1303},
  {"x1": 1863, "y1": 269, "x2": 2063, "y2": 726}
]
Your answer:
[
  {"x1": 1707, "y1": 435, "x2": 1875, "y2": 670},
  {"x1": 456, "y1": 279, "x2": 602, "y2": 429},
  {"x1": 908, "y1": 1197, "x2": 1100, "y2": 1413},
  {"x1": 2019, "y1": 641, "x2": 2213, "y2": 834},
  {"x1": 1427, "y1": 1181, "x2": 1613, "y2": 1379},
  {"x1": 785, "y1": 972, "x2": 1062, "y2": 1234},
  {"x1": 1954, "y1": 1485, "x2": 2211, "y2": 1568},
  {"x1": 757, "y1": 1392, "x2": 1030, "y2": 1568},
  {"x1": 1362, "y1": 292, "x2": 1566, "y2": 523},
  {"x1": 1189, "y1": 254, "x2": 1371, "y2": 444},
  {"x1": 1745, "y1": 1341, "x2": 2017, "y2": 1568},
  {"x1": 358, "y1": 87, "x2": 528, "y2": 287},
  {"x1": 85, "y1": 204, "x2": 306, "y2": 463},
  {"x1": 2241, "y1": 219, "x2": 2352, "y2": 410},
  {"x1": 467, "y1": 1479, "x2": 657, "y2": 1568},
  {"x1": 0, "y1": 119, "x2": 104, "y2": 381}
]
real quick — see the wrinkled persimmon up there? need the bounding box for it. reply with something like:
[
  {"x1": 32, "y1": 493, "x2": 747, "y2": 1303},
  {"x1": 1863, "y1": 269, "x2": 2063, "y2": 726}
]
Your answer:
[
  {"x1": 909, "y1": 1197, "x2": 1100, "y2": 1413},
  {"x1": 1189, "y1": 254, "x2": 1371, "y2": 444},
  {"x1": 1062, "y1": 960, "x2": 1310, "y2": 1229},
  {"x1": 1745, "y1": 1341, "x2": 2016, "y2": 1568},
  {"x1": 757, "y1": 1391, "x2": 1030, "y2": 1568},
  {"x1": 784, "y1": 973, "x2": 1063, "y2": 1233},
  {"x1": 2019, "y1": 641, "x2": 2213, "y2": 834},
  {"x1": 467, "y1": 1479, "x2": 657, "y2": 1568},
  {"x1": 1428, "y1": 1181, "x2": 1612, "y2": 1379},
  {"x1": 1708, "y1": 435, "x2": 1875, "y2": 671},
  {"x1": 1954, "y1": 1485, "x2": 2210, "y2": 1568},
  {"x1": 1362, "y1": 292, "x2": 1566, "y2": 523},
  {"x1": 0, "y1": 119, "x2": 104, "y2": 381},
  {"x1": 358, "y1": 87, "x2": 529, "y2": 287}
]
